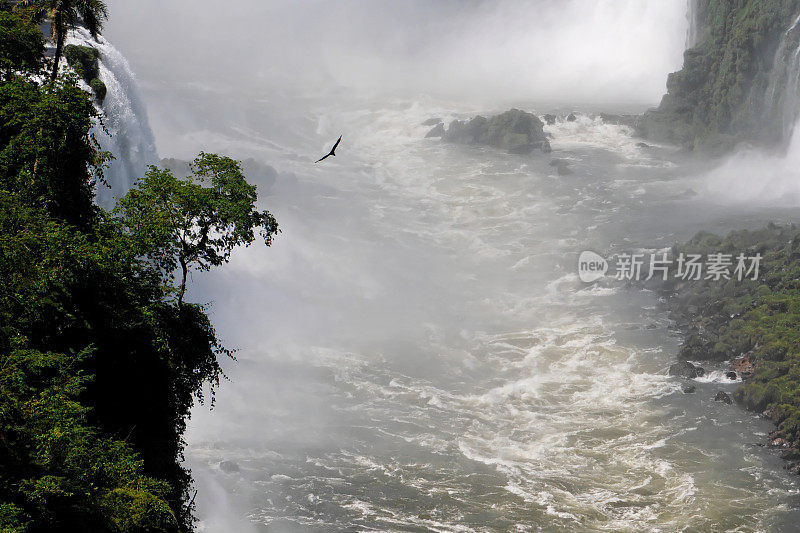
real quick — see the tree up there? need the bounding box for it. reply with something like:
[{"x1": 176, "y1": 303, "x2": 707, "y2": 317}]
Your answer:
[
  {"x1": 0, "y1": 10, "x2": 44, "y2": 80},
  {"x1": 0, "y1": 73, "x2": 105, "y2": 228},
  {"x1": 14, "y1": 0, "x2": 108, "y2": 82},
  {"x1": 115, "y1": 153, "x2": 280, "y2": 307}
]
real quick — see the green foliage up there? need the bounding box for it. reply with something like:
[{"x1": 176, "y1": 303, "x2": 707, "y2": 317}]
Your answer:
[
  {"x1": 116, "y1": 152, "x2": 279, "y2": 305},
  {"x1": 665, "y1": 223, "x2": 800, "y2": 447},
  {"x1": 0, "y1": 12, "x2": 277, "y2": 532},
  {"x1": 63, "y1": 45, "x2": 106, "y2": 103},
  {"x1": 15, "y1": 0, "x2": 108, "y2": 82},
  {"x1": 90, "y1": 77, "x2": 105, "y2": 103},
  {"x1": 64, "y1": 44, "x2": 100, "y2": 82},
  {"x1": 0, "y1": 339, "x2": 179, "y2": 532},
  {"x1": 0, "y1": 74, "x2": 105, "y2": 228},
  {"x1": 638, "y1": 0, "x2": 800, "y2": 151},
  {"x1": 0, "y1": 11, "x2": 44, "y2": 79}
]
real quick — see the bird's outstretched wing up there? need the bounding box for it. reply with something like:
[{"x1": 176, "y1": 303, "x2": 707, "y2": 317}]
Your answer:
[
  {"x1": 315, "y1": 135, "x2": 342, "y2": 163},
  {"x1": 331, "y1": 135, "x2": 342, "y2": 153}
]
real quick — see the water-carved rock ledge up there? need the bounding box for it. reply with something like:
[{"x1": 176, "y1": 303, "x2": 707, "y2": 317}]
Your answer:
[{"x1": 425, "y1": 108, "x2": 551, "y2": 154}]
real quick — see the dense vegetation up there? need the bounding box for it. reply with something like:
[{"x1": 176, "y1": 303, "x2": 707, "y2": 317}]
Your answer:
[
  {"x1": 64, "y1": 44, "x2": 105, "y2": 102},
  {"x1": 638, "y1": 0, "x2": 800, "y2": 153},
  {"x1": 663, "y1": 224, "x2": 800, "y2": 455},
  {"x1": 0, "y1": 8, "x2": 277, "y2": 531}
]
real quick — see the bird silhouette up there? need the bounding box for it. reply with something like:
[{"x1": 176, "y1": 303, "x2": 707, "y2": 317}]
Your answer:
[{"x1": 315, "y1": 135, "x2": 342, "y2": 163}]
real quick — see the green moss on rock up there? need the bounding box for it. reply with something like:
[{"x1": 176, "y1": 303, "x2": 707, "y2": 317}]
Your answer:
[
  {"x1": 64, "y1": 44, "x2": 106, "y2": 104},
  {"x1": 64, "y1": 44, "x2": 100, "y2": 81},
  {"x1": 664, "y1": 223, "x2": 800, "y2": 449},
  {"x1": 90, "y1": 77, "x2": 106, "y2": 103},
  {"x1": 638, "y1": 0, "x2": 800, "y2": 152},
  {"x1": 442, "y1": 109, "x2": 550, "y2": 154}
]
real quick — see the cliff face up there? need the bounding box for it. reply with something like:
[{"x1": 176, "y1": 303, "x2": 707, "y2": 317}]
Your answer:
[{"x1": 638, "y1": 0, "x2": 800, "y2": 153}]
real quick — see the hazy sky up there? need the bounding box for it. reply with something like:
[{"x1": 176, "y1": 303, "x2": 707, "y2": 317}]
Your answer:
[{"x1": 105, "y1": 0, "x2": 688, "y2": 105}]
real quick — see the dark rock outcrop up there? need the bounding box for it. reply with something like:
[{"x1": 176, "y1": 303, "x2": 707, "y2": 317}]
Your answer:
[
  {"x1": 715, "y1": 391, "x2": 733, "y2": 404},
  {"x1": 422, "y1": 117, "x2": 442, "y2": 126},
  {"x1": 669, "y1": 360, "x2": 705, "y2": 379},
  {"x1": 441, "y1": 109, "x2": 550, "y2": 154},
  {"x1": 683, "y1": 384, "x2": 697, "y2": 394},
  {"x1": 425, "y1": 123, "x2": 445, "y2": 138},
  {"x1": 219, "y1": 460, "x2": 240, "y2": 473},
  {"x1": 731, "y1": 355, "x2": 754, "y2": 380},
  {"x1": 599, "y1": 113, "x2": 638, "y2": 128},
  {"x1": 638, "y1": 0, "x2": 800, "y2": 152},
  {"x1": 64, "y1": 44, "x2": 106, "y2": 104},
  {"x1": 549, "y1": 158, "x2": 572, "y2": 175}
]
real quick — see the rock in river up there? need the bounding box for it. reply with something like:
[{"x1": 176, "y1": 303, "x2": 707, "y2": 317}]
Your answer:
[
  {"x1": 669, "y1": 360, "x2": 704, "y2": 379},
  {"x1": 714, "y1": 391, "x2": 733, "y2": 404},
  {"x1": 440, "y1": 109, "x2": 549, "y2": 154},
  {"x1": 425, "y1": 123, "x2": 445, "y2": 138}
]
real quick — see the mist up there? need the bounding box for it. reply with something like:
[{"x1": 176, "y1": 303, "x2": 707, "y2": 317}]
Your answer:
[
  {"x1": 94, "y1": 1, "x2": 800, "y2": 531},
  {"x1": 105, "y1": 0, "x2": 688, "y2": 106},
  {"x1": 702, "y1": 121, "x2": 800, "y2": 206}
]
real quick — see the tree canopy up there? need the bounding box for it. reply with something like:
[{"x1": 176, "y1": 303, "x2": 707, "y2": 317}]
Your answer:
[
  {"x1": 116, "y1": 153, "x2": 279, "y2": 306},
  {"x1": 0, "y1": 12, "x2": 278, "y2": 532}
]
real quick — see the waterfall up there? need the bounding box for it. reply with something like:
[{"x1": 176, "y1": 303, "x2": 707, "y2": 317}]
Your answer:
[
  {"x1": 685, "y1": 0, "x2": 700, "y2": 49},
  {"x1": 66, "y1": 28, "x2": 158, "y2": 208},
  {"x1": 760, "y1": 12, "x2": 800, "y2": 146}
]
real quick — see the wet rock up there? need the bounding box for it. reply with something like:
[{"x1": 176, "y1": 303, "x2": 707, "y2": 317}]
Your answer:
[
  {"x1": 549, "y1": 158, "x2": 573, "y2": 175},
  {"x1": 714, "y1": 391, "x2": 733, "y2": 404},
  {"x1": 682, "y1": 384, "x2": 696, "y2": 393},
  {"x1": 669, "y1": 188, "x2": 698, "y2": 200},
  {"x1": 780, "y1": 448, "x2": 799, "y2": 461},
  {"x1": 442, "y1": 109, "x2": 549, "y2": 154},
  {"x1": 726, "y1": 370, "x2": 738, "y2": 380},
  {"x1": 731, "y1": 355, "x2": 754, "y2": 379},
  {"x1": 636, "y1": 142, "x2": 651, "y2": 148},
  {"x1": 599, "y1": 113, "x2": 639, "y2": 128},
  {"x1": 219, "y1": 460, "x2": 240, "y2": 473},
  {"x1": 566, "y1": 113, "x2": 577, "y2": 122},
  {"x1": 787, "y1": 463, "x2": 800, "y2": 475},
  {"x1": 770, "y1": 437, "x2": 790, "y2": 448},
  {"x1": 422, "y1": 117, "x2": 442, "y2": 126},
  {"x1": 542, "y1": 114, "x2": 556, "y2": 125},
  {"x1": 668, "y1": 360, "x2": 703, "y2": 379},
  {"x1": 425, "y1": 123, "x2": 445, "y2": 138}
]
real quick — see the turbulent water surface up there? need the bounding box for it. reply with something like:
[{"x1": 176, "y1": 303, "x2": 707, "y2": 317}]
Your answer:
[
  {"x1": 96, "y1": 0, "x2": 800, "y2": 530},
  {"x1": 162, "y1": 93, "x2": 800, "y2": 532}
]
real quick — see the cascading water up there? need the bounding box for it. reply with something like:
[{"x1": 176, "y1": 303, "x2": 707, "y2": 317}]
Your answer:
[
  {"x1": 99, "y1": 0, "x2": 800, "y2": 530},
  {"x1": 66, "y1": 27, "x2": 158, "y2": 207},
  {"x1": 702, "y1": 14, "x2": 800, "y2": 205},
  {"x1": 685, "y1": 0, "x2": 700, "y2": 49}
]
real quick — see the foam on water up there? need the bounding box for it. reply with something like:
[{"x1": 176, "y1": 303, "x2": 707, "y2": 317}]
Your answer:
[{"x1": 170, "y1": 92, "x2": 800, "y2": 531}]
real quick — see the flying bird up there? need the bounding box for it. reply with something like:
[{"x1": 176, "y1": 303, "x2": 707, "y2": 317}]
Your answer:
[{"x1": 315, "y1": 135, "x2": 342, "y2": 163}]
